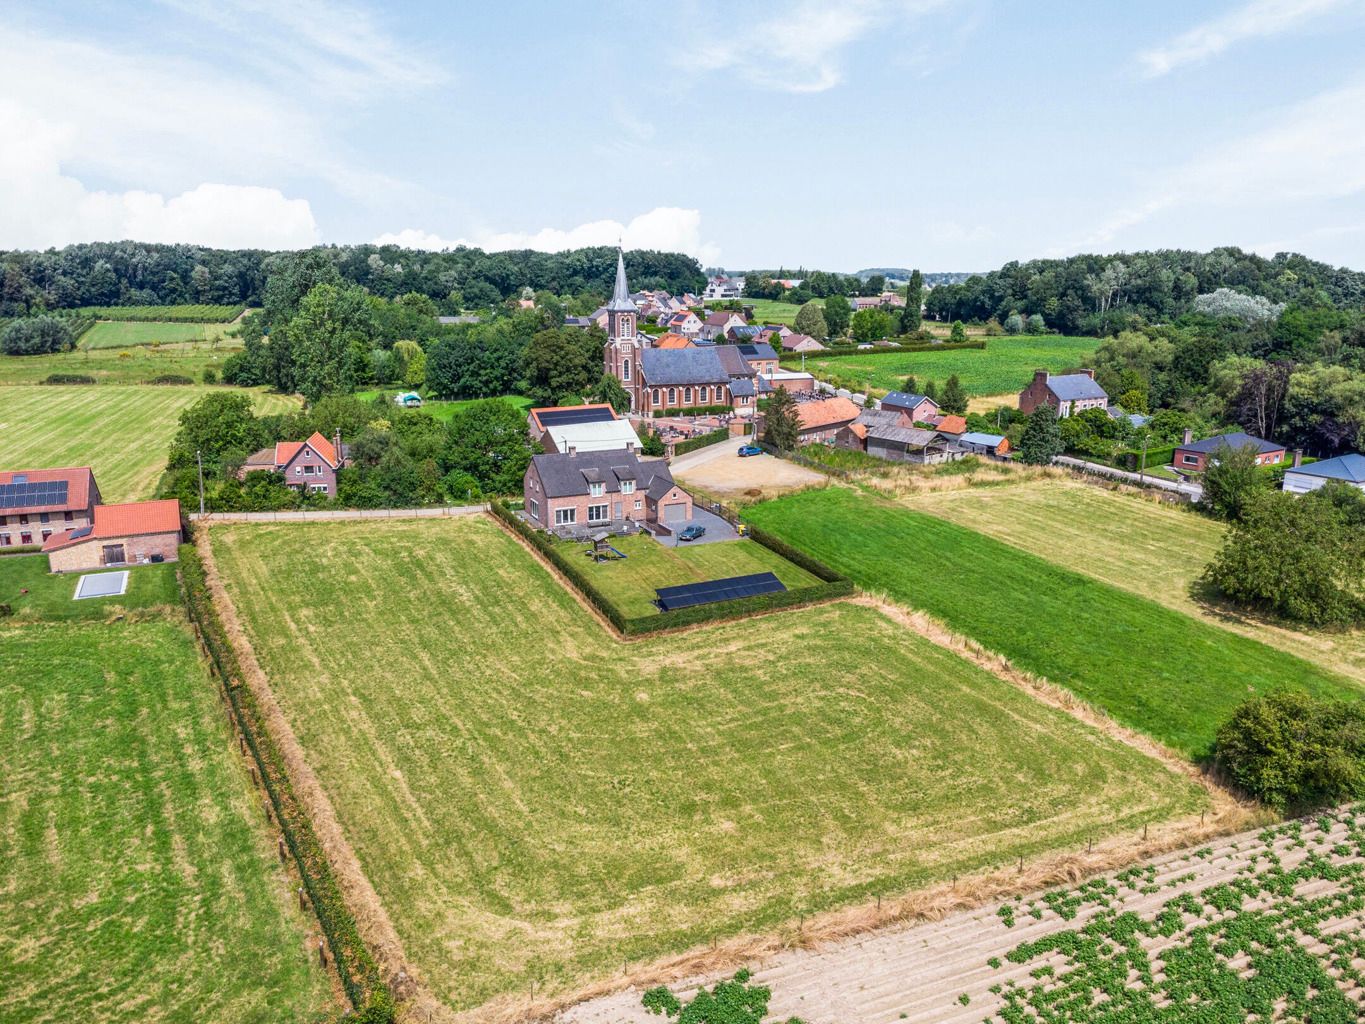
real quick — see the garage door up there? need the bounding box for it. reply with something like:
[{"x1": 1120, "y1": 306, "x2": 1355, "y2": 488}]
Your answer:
[{"x1": 663, "y1": 502, "x2": 688, "y2": 523}]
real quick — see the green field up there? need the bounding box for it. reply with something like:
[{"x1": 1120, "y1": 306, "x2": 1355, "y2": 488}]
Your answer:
[
  {"x1": 793, "y1": 335, "x2": 1097, "y2": 397},
  {"x1": 745, "y1": 487, "x2": 1356, "y2": 758},
  {"x1": 0, "y1": 385, "x2": 300, "y2": 502},
  {"x1": 909, "y1": 478, "x2": 1365, "y2": 687},
  {"x1": 81, "y1": 319, "x2": 237, "y2": 350},
  {"x1": 75, "y1": 304, "x2": 245, "y2": 323},
  {"x1": 0, "y1": 553, "x2": 179, "y2": 620},
  {"x1": 551, "y1": 533, "x2": 821, "y2": 617},
  {"x1": 0, "y1": 343, "x2": 245, "y2": 385},
  {"x1": 738, "y1": 298, "x2": 803, "y2": 325},
  {"x1": 354, "y1": 390, "x2": 533, "y2": 422},
  {"x1": 212, "y1": 516, "x2": 1202, "y2": 1011},
  {"x1": 0, "y1": 616, "x2": 329, "y2": 1023}
]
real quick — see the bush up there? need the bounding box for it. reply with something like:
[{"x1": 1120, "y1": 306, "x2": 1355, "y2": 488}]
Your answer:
[
  {"x1": 2, "y1": 315, "x2": 75, "y2": 355},
  {"x1": 644, "y1": 968, "x2": 797, "y2": 1024},
  {"x1": 202, "y1": 368, "x2": 219, "y2": 385},
  {"x1": 41, "y1": 373, "x2": 96, "y2": 385},
  {"x1": 147, "y1": 373, "x2": 195, "y2": 385},
  {"x1": 1215, "y1": 691, "x2": 1365, "y2": 810},
  {"x1": 1199, "y1": 443, "x2": 1267, "y2": 521}
]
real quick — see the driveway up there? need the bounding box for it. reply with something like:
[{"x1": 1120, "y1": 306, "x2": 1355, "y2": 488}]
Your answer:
[
  {"x1": 659, "y1": 506, "x2": 739, "y2": 547},
  {"x1": 672, "y1": 443, "x2": 825, "y2": 499}
]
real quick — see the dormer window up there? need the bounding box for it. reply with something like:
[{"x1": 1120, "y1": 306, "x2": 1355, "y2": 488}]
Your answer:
[
  {"x1": 621, "y1": 480, "x2": 635, "y2": 495},
  {"x1": 589, "y1": 482, "x2": 604, "y2": 497}
]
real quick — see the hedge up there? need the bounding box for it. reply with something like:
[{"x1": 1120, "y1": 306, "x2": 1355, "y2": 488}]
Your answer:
[
  {"x1": 489, "y1": 500, "x2": 852, "y2": 635},
  {"x1": 652, "y1": 404, "x2": 732, "y2": 417},
  {"x1": 75, "y1": 303, "x2": 245, "y2": 323},
  {"x1": 1113, "y1": 444, "x2": 1177, "y2": 472},
  {"x1": 42, "y1": 373, "x2": 96, "y2": 385},
  {"x1": 779, "y1": 340, "x2": 986, "y2": 362},
  {"x1": 147, "y1": 373, "x2": 195, "y2": 385},
  {"x1": 178, "y1": 546, "x2": 394, "y2": 1023},
  {"x1": 673, "y1": 427, "x2": 732, "y2": 456}
]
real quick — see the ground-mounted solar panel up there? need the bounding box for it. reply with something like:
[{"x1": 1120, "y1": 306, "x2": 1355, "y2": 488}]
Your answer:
[
  {"x1": 537, "y1": 406, "x2": 616, "y2": 427},
  {"x1": 655, "y1": 572, "x2": 786, "y2": 612}
]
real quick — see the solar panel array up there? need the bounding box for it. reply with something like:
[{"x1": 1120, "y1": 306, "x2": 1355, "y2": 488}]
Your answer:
[
  {"x1": 0, "y1": 480, "x2": 69, "y2": 510},
  {"x1": 537, "y1": 406, "x2": 616, "y2": 427},
  {"x1": 655, "y1": 572, "x2": 786, "y2": 612}
]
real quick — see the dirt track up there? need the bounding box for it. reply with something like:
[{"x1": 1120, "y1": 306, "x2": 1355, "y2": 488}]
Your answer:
[{"x1": 672, "y1": 444, "x2": 824, "y2": 499}]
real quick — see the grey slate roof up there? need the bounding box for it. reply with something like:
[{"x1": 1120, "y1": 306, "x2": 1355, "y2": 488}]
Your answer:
[
  {"x1": 1285, "y1": 452, "x2": 1365, "y2": 482},
  {"x1": 640, "y1": 347, "x2": 731, "y2": 386},
  {"x1": 530, "y1": 451, "x2": 674, "y2": 499},
  {"x1": 1178, "y1": 431, "x2": 1284, "y2": 455},
  {"x1": 736, "y1": 342, "x2": 778, "y2": 361},
  {"x1": 854, "y1": 409, "x2": 907, "y2": 428},
  {"x1": 880, "y1": 391, "x2": 934, "y2": 410},
  {"x1": 713, "y1": 345, "x2": 753, "y2": 377},
  {"x1": 728, "y1": 378, "x2": 756, "y2": 397},
  {"x1": 606, "y1": 249, "x2": 636, "y2": 313},
  {"x1": 867, "y1": 425, "x2": 940, "y2": 447},
  {"x1": 1046, "y1": 373, "x2": 1108, "y2": 402}
]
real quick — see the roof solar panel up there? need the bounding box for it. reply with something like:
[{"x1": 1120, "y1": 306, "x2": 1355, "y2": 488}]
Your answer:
[
  {"x1": 537, "y1": 407, "x2": 616, "y2": 427},
  {"x1": 0, "y1": 480, "x2": 70, "y2": 509},
  {"x1": 655, "y1": 572, "x2": 786, "y2": 611}
]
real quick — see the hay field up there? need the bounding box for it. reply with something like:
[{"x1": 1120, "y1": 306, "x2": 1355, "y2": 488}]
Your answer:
[
  {"x1": 211, "y1": 516, "x2": 1203, "y2": 1012},
  {"x1": 909, "y1": 478, "x2": 1365, "y2": 686},
  {"x1": 0, "y1": 385, "x2": 300, "y2": 502},
  {"x1": 82, "y1": 319, "x2": 237, "y2": 349},
  {"x1": 0, "y1": 621, "x2": 330, "y2": 1023}
]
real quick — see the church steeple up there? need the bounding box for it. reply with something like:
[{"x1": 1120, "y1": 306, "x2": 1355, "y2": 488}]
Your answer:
[{"x1": 606, "y1": 247, "x2": 635, "y2": 312}]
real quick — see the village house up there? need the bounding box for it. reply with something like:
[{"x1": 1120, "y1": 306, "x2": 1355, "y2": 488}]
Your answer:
[
  {"x1": 795, "y1": 396, "x2": 862, "y2": 444},
  {"x1": 1283, "y1": 452, "x2": 1365, "y2": 494},
  {"x1": 240, "y1": 431, "x2": 347, "y2": 498},
  {"x1": 523, "y1": 450, "x2": 693, "y2": 533},
  {"x1": 653, "y1": 333, "x2": 694, "y2": 350},
  {"x1": 781, "y1": 332, "x2": 826, "y2": 353},
  {"x1": 1171, "y1": 430, "x2": 1286, "y2": 472},
  {"x1": 927, "y1": 414, "x2": 968, "y2": 437},
  {"x1": 835, "y1": 408, "x2": 907, "y2": 450},
  {"x1": 661, "y1": 310, "x2": 702, "y2": 338},
  {"x1": 528, "y1": 404, "x2": 640, "y2": 454},
  {"x1": 879, "y1": 391, "x2": 941, "y2": 423},
  {"x1": 0, "y1": 467, "x2": 100, "y2": 548},
  {"x1": 700, "y1": 310, "x2": 747, "y2": 341},
  {"x1": 1018, "y1": 369, "x2": 1109, "y2": 417},
  {"x1": 703, "y1": 275, "x2": 744, "y2": 301},
  {"x1": 42, "y1": 498, "x2": 183, "y2": 572}
]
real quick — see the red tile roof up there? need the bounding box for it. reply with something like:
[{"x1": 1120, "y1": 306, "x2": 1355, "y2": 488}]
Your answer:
[
  {"x1": 0, "y1": 466, "x2": 96, "y2": 513},
  {"x1": 797, "y1": 397, "x2": 861, "y2": 432},
  {"x1": 274, "y1": 431, "x2": 338, "y2": 469},
  {"x1": 935, "y1": 415, "x2": 968, "y2": 435},
  {"x1": 655, "y1": 333, "x2": 693, "y2": 349},
  {"x1": 43, "y1": 499, "x2": 182, "y2": 551}
]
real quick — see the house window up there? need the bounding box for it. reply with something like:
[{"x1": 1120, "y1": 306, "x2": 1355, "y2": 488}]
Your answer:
[
  {"x1": 0, "y1": 533, "x2": 9, "y2": 545},
  {"x1": 621, "y1": 480, "x2": 635, "y2": 494},
  {"x1": 634, "y1": 500, "x2": 642, "y2": 511},
  {"x1": 304, "y1": 449, "x2": 312, "y2": 458},
  {"x1": 1181, "y1": 454, "x2": 1199, "y2": 466},
  {"x1": 20, "y1": 532, "x2": 32, "y2": 545},
  {"x1": 39, "y1": 512, "x2": 49, "y2": 524},
  {"x1": 668, "y1": 388, "x2": 676, "y2": 405},
  {"x1": 587, "y1": 503, "x2": 609, "y2": 523},
  {"x1": 554, "y1": 507, "x2": 576, "y2": 526},
  {"x1": 41, "y1": 529, "x2": 51, "y2": 540},
  {"x1": 295, "y1": 467, "x2": 303, "y2": 475},
  {"x1": 0, "y1": 516, "x2": 6, "y2": 526},
  {"x1": 623, "y1": 358, "x2": 631, "y2": 382},
  {"x1": 589, "y1": 482, "x2": 604, "y2": 497},
  {"x1": 19, "y1": 514, "x2": 28, "y2": 525},
  {"x1": 528, "y1": 498, "x2": 539, "y2": 519},
  {"x1": 309, "y1": 484, "x2": 328, "y2": 493},
  {"x1": 63, "y1": 511, "x2": 73, "y2": 523}
]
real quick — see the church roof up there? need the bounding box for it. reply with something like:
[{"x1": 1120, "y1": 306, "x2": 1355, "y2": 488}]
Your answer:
[{"x1": 606, "y1": 249, "x2": 637, "y2": 313}]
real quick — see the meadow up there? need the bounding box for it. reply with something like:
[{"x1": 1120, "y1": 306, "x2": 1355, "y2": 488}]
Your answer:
[
  {"x1": 354, "y1": 390, "x2": 532, "y2": 422},
  {"x1": 0, "y1": 385, "x2": 300, "y2": 502},
  {"x1": 792, "y1": 334, "x2": 1097, "y2": 397},
  {"x1": 81, "y1": 319, "x2": 237, "y2": 349},
  {"x1": 211, "y1": 515, "x2": 1203, "y2": 1012},
  {"x1": 0, "y1": 343, "x2": 244, "y2": 384},
  {"x1": 0, "y1": 616, "x2": 330, "y2": 1023},
  {"x1": 738, "y1": 298, "x2": 803, "y2": 325},
  {"x1": 745, "y1": 487, "x2": 1356, "y2": 758},
  {"x1": 909, "y1": 478, "x2": 1365, "y2": 686},
  {"x1": 75, "y1": 304, "x2": 245, "y2": 322}
]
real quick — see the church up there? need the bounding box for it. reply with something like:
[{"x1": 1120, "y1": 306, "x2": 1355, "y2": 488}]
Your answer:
[{"x1": 603, "y1": 251, "x2": 779, "y2": 418}]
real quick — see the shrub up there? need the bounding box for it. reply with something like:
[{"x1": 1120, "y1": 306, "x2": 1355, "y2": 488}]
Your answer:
[
  {"x1": 202, "y1": 367, "x2": 219, "y2": 385},
  {"x1": 1199, "y1": 443, "x2": 1267, "y2": 521},
  {"x1": 41, "y1": 373, "x2": 96, "y2": 385},
  {"x1": 673, "y1": 427, "x2": 730, "y2": 456},
  {"x1": 2, "y1": 315, "x2": 74, "y2": 355},
  {"x1": 148, "y1": 373, "x2": 195, "y2": 385},
  {"x1": 1215, "y1": 690, "x2": 1365, "y2": 810},
  {"x1": 643, "y1": 968, "x2": 800, "y2": 1024}
]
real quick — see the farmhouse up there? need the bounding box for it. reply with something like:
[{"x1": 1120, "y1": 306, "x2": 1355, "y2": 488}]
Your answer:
[
  {"x1": 836, "y1": 408, "x2": 907, "y2": 450},
  {"x1": 959, "y1": 431, "x2": 1012, "y2": 457},
  {"x1": 929, "y1": 414, "x2": 968, "y2": 437},
  {"x1": 42, "y1": 498, "x2": 183, "y2": 572},
  {"x1": 528, "y1": 403, "x2": 640, "y2": 454},
  {"x1": 1172, "y1": 430, "x2": 1286, "y2": 471},
  {"x1": 1018, "y1": 369, "x2": 1108, "y2": 417},
  {"x1": 879, "y1": 391, "x2": 940, "y2": 423},
  {"x1": 241, "y1": 431, "x2": 347, "y2": 497},
  {"x1": 795, "y1": 396, "x2": 862, "y2": 444},
  {"x1": 523, "y1": 450, "x2": 693, "y2": 533},
  {"x1": 0, "y1": 466, "x2": 101, "y2": 548},
  {"x1": 1282, "y1": 452, "x2": 1365, "y2": 494}
]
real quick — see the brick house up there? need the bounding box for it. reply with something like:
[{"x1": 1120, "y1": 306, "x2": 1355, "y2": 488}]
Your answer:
[
  {"x1": 528, "y1": 403, "x2": 641, "y2": 454},
  {"x1": 1172, "y1": 431, "x2": 1286, "y2": 472},
  {"x1": 523, "y1": 450, "x2": 693, "y2": 533},
  {"x1": 879, "y1": 391, "x2": 940, "y2": 423},
  {"x1": 700, "y1": 310, "x2": 747, "y2": 341},
  {"x1": 42, "y1": 499, "x2": 183, "y2": 572},
  {"x1": 795, "y1": 396, "x2": 862, "y2": 444},
  {"x1": 241, "y1": 431, "x2": 346, "y2": 497},
  {"x1": 1018, "y1": 369, "x2": 1108, "y2": 417},
  {"x1": 0, "y1": 466, "x2": 100, "y2": 548}
]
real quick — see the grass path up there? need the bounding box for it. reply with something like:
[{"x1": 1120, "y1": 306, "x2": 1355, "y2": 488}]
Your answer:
[
  {"x1": 908, "y1": 479, "x2": 1365, "y2": 686},
  {"x1": 0, "y1": 385, "x2": 299, "y2": 502},
  {"x1": 211, "y1": 516, "x2": 1201, "y2": 1013}
]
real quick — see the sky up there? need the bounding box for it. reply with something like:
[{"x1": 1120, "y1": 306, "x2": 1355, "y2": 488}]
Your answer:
[{"x1": 2, "y1": 0, "x2": 1365, "y2": 272}]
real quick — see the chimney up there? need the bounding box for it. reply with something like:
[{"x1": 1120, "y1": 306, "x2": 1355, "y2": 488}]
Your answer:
[
  {"x1": 1081, "y1": 368, "x2": 1095, "y2": 379},
  {"x1": 1293, "y1": 448, "x2": 1303, "y2": 468},
  {"x1": 1183, "y1": 428, "x2": 1193, "y2": 445},
  {"x1": 568, "y1": 445, "x2": 577, "y2": 456},
  {"x1": 1033, "y1": 370, "x2": 1048, "y2": 386},
  {"x1": 333, "y1": 429, "x2": 342, "y2": 465}
]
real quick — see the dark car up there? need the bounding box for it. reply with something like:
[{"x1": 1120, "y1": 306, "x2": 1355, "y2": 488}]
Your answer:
[
  {"x1": 677, "y1": 524, "x2": 707, "y2": 542},
  {"x1": 737, "y1": 444, "x2": 763, "y2": 457}
]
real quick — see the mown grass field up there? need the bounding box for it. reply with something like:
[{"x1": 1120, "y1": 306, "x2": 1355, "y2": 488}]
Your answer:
[
  {"x1": 551, "y1": 533, "x2": 821, "y2": 617},
  {"x1": 0, "y1": 343, "x2": 244, "y2": 385},
  {"x1": 745, "y1": 487, "x2": 1356, "y2": 758},
  {"x1": 0, "y1": 385, "x2": 300, "y2": 502},
  {"x1": 212, "y1": 516, "x2": 1203, "y2": 1011},
  {"x1": 0, "y1": 618, "x2": 330, "y2": 1024},
  {"x1": 81, "y1": 319, "x2": 237, "y2": 349},
  {"x1": 794, "y1": 334, "x2": 1097, "y2": 396},
  {"x1": 738, "y1": 298, "x2": 803, "y2": 325},
  {"x1": 908, "y1": 478, "x2": 1365, "y2": 686},
  {"x1": 354, "y1": 390, "x2": 532, "y2": 423}
]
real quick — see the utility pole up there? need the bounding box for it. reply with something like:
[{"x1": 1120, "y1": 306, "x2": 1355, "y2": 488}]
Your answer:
[
  {"x1": 1139, "y1": 432, "x2": 1149, "y2": 483},
  {"x1": 196, "y1": 449, "x2": 205, "y2": 516}
]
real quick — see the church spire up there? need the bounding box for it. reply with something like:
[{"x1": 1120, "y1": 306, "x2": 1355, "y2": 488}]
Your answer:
[{"x1": 606, "y1": 247, "x2": 635, "y2": 312}]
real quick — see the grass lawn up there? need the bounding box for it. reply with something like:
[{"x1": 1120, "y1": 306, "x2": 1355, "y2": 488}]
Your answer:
[
  {"x1": 0, "y1": 553, "x2": 179, "y2": 621},
  {"x1": 792, "y1": 334, "x2": 1097, "y2": 397},
  {"x1": 0, "y1": 619, "x2": 330, "y2": 1023},
  {"x1": 745, "y1": 486, "x2": 1357, "y2": 758},
  {"x1": 0, "y1": 385, "x2": 300, "y2": 502},
  {"x1": 211, "y1": 516, "x2": 1203, "y2": 1012},
  {"x1": 0, "y1": 344, "x2": 246, "y2": 385},
  {"x1": 738, "y1": 298, "x2": 803, "y2": 325},
  {"x1": 550, "y1": 533, "x2": 821, "y2": 617},
  {"x1": 82, "y1": 320, "x2": 237, "y2": 349},
  {"x1": 354, "y1": 390, "x2": 532, "y2": 423},
  {"x1": 907, "y1": 478, "x2": 1365, "y2": 687}
]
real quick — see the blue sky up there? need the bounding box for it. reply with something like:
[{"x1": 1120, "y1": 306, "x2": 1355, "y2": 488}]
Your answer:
[{"x1": 2, "y1": 0, "x2": 1364, "y2": 271}]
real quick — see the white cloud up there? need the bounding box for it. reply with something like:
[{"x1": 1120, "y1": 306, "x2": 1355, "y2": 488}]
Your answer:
[
  {"x1": 1085, "y1": 78, "x2": 1365, "y2": 247},
  {"x1": 1137, "y1": 0, "x2": 1352, "y2": 77},
  {"x1": 682, "y1": 0, "x2": 952, "y2": 93},
  {"x1": 374, "y1": 207, "x2": 721, "y2": 263}
]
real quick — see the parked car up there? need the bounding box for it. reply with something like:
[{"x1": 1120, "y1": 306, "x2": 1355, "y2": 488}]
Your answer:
[
  {"x1": 677, "y1": 524, "x2": 707, "y2": 542},
  {"x1": 737, "y1": 444, "x2": 763, "y2": 457}
]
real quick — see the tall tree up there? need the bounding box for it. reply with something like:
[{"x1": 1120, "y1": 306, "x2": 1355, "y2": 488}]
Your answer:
[
  {"x1": 793, "y1": 300, "x2": 828, "y2": 339},
  {"x1": 901, "y1": 269, "x2": 922, "y2": 333},
  {"x1": 762, "y1": 386, "x2": 801, "y2": 452},
  {"x1": 940, "y1": 374, "x2": 967, "y2": 415},
  {"x1": 522, "y1": 326, "x2": 600, "y2": 405},
  {"x1": 823, "y1": 294, "x2": 851, "y2": 338},
  {"x1": 288, "y1": 283, "x2": 376, "y2": 403},
  {"x1": 1017, "y1": 405, "x2": 1063, "y2": 464},
  {"x1": 593, "y1": 373, "x2": 631, "y2": 414}
]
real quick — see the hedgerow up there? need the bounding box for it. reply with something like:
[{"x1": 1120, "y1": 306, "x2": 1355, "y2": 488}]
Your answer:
[{"x1": 76, "y1": 303, "x2": 245, "y2": 322}]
